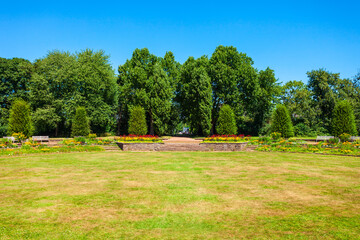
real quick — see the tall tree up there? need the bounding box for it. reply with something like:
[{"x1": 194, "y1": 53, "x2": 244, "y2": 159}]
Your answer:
[
  {"x1": 30, "y1": 49, "x2": 117, "y2": 136},
  {"x1": 117, "y1": 48, "x2": 174, "y2": 136},
  {"x1": 0, "y1": 58, "x2": 33, "y2": 109},
  {"x1": 0, "y1": 58, "x2": 33, "y2": 136},
  {"x1": 208, "y1": 45, "x2": 274, "y2": 135},
  {"x1": 178, "y1": 56, "x2": 212, "y2": 136},
  {"x1": 253, "y1": 67, "x2": 280, "y2": 134},
  {"x1": 307, "y1": 69, "x2": 342, "y2": 132},
  {"x1": 281, "y1": 80, "x2": 318, "y2": 128}
]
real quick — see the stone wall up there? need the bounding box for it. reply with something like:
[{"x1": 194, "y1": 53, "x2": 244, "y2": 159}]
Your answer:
[
  {"x1": 200, "y1": 142, "x2": 248, "y2": 151},
  {"x1": 116, "y1": 142, "x2": 164, "y2": 151}
]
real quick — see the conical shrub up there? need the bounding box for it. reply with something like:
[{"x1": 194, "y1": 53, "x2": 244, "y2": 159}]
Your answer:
[
  {"x1": 271, "y1": 105, "x2": 294, "y2": 138},
  {"x1": 128, "y1": 106, "x2": 148, "y2": 135},
  {"x1": 72, "y1": 107, "x2": 90, "y2": 137},
  {"x1": 331, "y1": 100, "x2": 357, "y2": 137},
  {"x1": 216, "y1": 104, "x2": 237, "y2": 135}
]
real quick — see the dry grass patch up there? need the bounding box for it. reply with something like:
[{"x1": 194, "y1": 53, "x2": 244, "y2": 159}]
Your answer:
[{"x1": 0, "y1": 151, "x2": 359, "y2": 239}]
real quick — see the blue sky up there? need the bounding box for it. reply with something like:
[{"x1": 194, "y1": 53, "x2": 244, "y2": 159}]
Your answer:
[{"x1": 0, "y1": 0, "x2": 359, "y2": 83}]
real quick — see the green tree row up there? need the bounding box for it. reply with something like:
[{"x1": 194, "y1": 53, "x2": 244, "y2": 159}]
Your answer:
[{"x1": 1, "y1": 46, "x2": 360, "y2": 137}]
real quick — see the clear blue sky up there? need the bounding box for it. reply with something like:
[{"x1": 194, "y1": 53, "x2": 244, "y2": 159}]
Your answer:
[{"x1": 1, "y1": 0, "x2": 359, "y2": 83}]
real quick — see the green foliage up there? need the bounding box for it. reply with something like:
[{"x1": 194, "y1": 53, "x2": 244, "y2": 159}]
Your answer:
[
  {"x1": 0, "y1": 58, "x2": 33, "y2": 109},
  {"x1": 30, "y1": 50, "x2": 117, "y2": 137},
  {"x1": 12, "y1": 132, "x2": 26, "y2": 143},
  {"x1": 307, "y1": 69, "x2": 344, "y2": 132},
  {"x1": 177, "y1": 56, "x2": 212, "y2": 136},
  {"x1": 339, "y1": 133, "x2": 351, "y2": 142},
  {"x1": 294, "y1": 123, "x2": 312, "y2": 137},
  {"x1": 8, "y1": 99, "x2": 33, "y2": 137},
  {"x1": 72, "y1": 107, "x2": 90, "y2": 137},
  {"x1": 331, "y1": 100, "x2": 357, "y2": 137},
  {"x1": 270, "y1": 132, "x2": 282, "y2": 140},
  {"x1": 271, "y1": 105, "x2": 294, "y2": 138},
  {"x1": 32, "y1": 107, "x2": 61, "y2": 135},
  {"x1": 128, "y1": 106, "x2": 148, "y2": 135},
  {"x1": 281, "y1": 80, "x2": 318, "y2": 128},
  {"x1": 216, "y1": 105, "x2": 237, "y2": 135},
  {"x1": 117, "y1": 48, "x2": 174, "y2": 136}
]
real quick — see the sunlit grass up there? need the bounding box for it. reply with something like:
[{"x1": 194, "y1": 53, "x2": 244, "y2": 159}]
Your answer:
[{"x1": 0, "y1": 151, "x2": 359, "y2": 239}]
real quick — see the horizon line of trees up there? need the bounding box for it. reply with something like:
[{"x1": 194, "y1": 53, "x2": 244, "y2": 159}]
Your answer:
[{"x1": 1, "y1": 46, "x2": 360, "y2": 137}]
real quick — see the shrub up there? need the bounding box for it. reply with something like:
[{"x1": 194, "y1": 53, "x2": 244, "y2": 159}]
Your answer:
[
  {"x1": 339, "y1": 133, "x2": 351, "y2": 142},
  {"x1": 88, "y1": 133, "x2": 97, "y2": 139},
  {"x1": 12, "y1": 132, "x2": 26, "y2": 143},
  {"x1": 270, "y1": 132, "x2": 282, "y2": 140},
  {"x1": 216, "y1": 105, "x2": 237, "y2": 135},
  {"x1": 331, "y1": 100, "x2": 357, "y2": 137},
  {"x1": 8, "y1": 99, "x2": 33, "y2": 138},
  {"x1": 327, "y1": 137, "x2": 340, "y2": 144},
  {"x1": 128, "y1": 106, "x2": 148, "y2": 135},
  {"x1": 271, "y1": 105, "x2": 294, "y2": 138},
  {"x1": 72, "y1": 107, "x2": 90, "y2": 137}
]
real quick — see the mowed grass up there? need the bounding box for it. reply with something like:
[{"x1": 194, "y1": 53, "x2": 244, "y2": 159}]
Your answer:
[{"x1": 0, "y1": 152, "x2": 359, "y2": 239}]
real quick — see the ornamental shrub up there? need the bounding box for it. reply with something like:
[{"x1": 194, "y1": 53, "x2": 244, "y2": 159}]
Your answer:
[
  {"x1": 72, "y1": 107, "x2": 90, "y2": 137},
  {"x1": 331, "y1": 100, "x2": 357, "y2": 137},
  {"x1": 8, "y1": 99, "x2": 33, "y2": 138},
  {"x1": 271, "y1": 105, "x2": 294, "y2": 138},
  {"x1": 216, "y1": 105, "x2": 237, "y2": 135},
  {"x1": 128, "y1": 106, "x2": 148, "y2": 135}
]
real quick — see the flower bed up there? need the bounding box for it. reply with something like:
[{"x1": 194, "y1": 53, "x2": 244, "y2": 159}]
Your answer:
[
  {"x1": 253, "y1": 138, "x2": 360, "y2": 156},
  {"x1": 115, "y1": 135, "x2": 163, "y2": 143},
  {"x1": 0, "y1": 145, "x2": 104, "y2": 156},
  {"x1": 203, "y1": 135, "x2": 250, "y2": 143}
]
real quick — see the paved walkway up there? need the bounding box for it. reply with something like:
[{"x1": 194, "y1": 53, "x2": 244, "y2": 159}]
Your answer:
[{"x1": 164, "y1": 137, "x2": 201, "y2": 144}]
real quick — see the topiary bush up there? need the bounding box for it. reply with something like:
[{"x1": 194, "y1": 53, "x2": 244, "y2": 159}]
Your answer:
[
  {"x1": 216, "y1": 104, "x2": 237, "y2": 135},
  {"x1": 271, "y1": 105, "x2": 294, "y2": 138},
  {"x1": 331, "y1": 100, "x2": 357, "y2": 137},
  {"x1": 72, "y1": 107, "x2": 90, "y2": 137},
  {"x1": 8, "y1": 99, "x2": 33, "y2": 138},
  {"x1": 128, "y1": 106, "x2": 148, "y2": 135}
]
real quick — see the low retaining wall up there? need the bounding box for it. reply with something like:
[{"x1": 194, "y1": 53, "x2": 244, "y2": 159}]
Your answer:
[
  {"x1": 116, "y1": 142, "x2": 164, "y2": 151},
  {"x1": 200, "y1": 142, "x2": 248, "y2": 151}
]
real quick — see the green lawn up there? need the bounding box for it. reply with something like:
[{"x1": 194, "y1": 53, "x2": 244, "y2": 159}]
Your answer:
[{"x1": 0, "y1": 151, "x2": 359, "y2": 239}]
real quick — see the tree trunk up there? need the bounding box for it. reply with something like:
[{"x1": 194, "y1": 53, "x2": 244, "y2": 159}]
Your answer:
[{"x1": 149, "y1": 111, "x2": 154, "y2": 135}]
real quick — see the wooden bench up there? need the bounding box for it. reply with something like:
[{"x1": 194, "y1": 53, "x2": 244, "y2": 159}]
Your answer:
[
  {"x1": 32, "y1": 136, "x2": 50, "y2": 142},
  {"x1": 3, "y1": 136, "x2": 15, "y2": 142},
  {"x1": 316, "y1": 136, "x2": 334, "y2": 142},
  {"x1": 350, "y1": 136, "x2": 360, "y2": 142}
]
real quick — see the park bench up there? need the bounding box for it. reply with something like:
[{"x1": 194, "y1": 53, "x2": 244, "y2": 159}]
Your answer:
[
  {"x1": 3, "y1": 136, "x2": 15, "y2": 142},
  {"x1": 32, "y1": 136, "x2": 50, "y2": 143},
  {"x1": 350, "y1": 136, "x2": 360, "y2": 142},
  {"x1": 316, "y1": 136, "x2": 334, "y2": 142}
]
